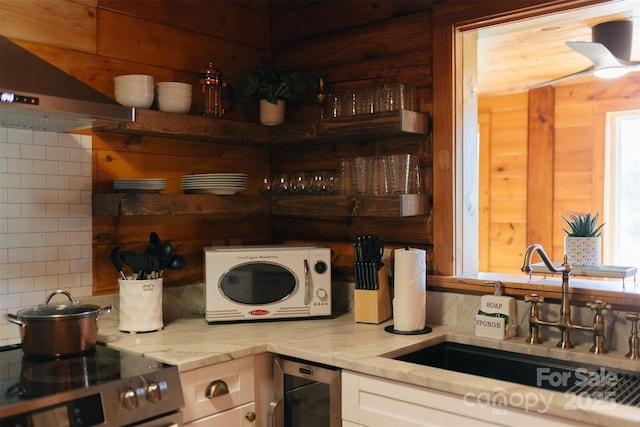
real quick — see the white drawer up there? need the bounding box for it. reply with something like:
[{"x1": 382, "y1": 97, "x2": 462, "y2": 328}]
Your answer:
[
  {"x1": 184, "y1": 401, "x2": 256, "y2": 426},
  {"x1": 181, "y1": 356, "x2": 255, "y2": 423}
]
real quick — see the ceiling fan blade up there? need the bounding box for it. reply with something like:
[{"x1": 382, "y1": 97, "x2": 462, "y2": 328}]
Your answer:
[
  {"x1": 566, "y1": 41, "x2": 625, "y2": 69},
  {"x1": 529, "y1": 66, "x2": 595, "y2": 89}
]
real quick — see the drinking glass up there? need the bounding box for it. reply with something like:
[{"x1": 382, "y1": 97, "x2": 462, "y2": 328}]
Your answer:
[{"x1": 385, "y1": 154, "x2": 416, "y2": 194}]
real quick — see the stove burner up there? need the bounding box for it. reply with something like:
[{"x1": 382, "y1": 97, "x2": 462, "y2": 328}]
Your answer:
[
  {"x1": 0, "y1": 344, "x2": 184, "y2": 426},
  {"x1": 13, "y1": 351, "x2": 121, "y2": 399}
]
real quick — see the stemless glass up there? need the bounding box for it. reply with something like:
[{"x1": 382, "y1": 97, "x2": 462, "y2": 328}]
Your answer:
[{"x1": 272, "y1": 172, "x2": 290, "y2": 195}]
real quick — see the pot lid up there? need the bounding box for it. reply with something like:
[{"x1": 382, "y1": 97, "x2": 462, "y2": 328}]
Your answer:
[{"x1": 17, "y1": 302, "x2": 102, "y2": 319}]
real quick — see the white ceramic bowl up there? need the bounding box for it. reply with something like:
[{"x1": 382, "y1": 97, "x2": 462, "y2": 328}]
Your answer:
[
  {"x1": 156, "y1": 82, "x2": 192, "y2": 113},
  {"x1": 114, "y1": 74, "x2": 155, "y2": 108}
]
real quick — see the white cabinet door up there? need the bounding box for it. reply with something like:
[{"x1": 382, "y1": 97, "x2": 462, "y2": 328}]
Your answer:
[
  {"x1": 185, "y1": 401, "x2": 256, "y2": 426},
  {"x1": 342, "y1": 371, "x2": 586, "y2": 427}
]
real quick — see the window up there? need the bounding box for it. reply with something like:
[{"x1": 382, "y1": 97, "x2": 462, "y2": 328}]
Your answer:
[{"x1": 605, "y1": 110, "x2": 640, "y2": 266}]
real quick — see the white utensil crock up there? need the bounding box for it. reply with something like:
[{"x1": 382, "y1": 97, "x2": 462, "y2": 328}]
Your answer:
[{"x1": 118, "y1": 278, "x2": 163, "y2": 333}]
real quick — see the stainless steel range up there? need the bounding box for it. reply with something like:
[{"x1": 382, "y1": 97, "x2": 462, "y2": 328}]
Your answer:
[{"x1": 0, "y1": 344, "x2": 184, "y2": 426}]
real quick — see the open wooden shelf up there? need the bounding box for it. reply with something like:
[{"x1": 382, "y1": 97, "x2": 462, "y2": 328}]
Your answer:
[
  {"x1": 93, "y1": 108, "x2": 271, "y2": 144},
  {"x1": 93, "y1": 193, "x2": 271, "y2": 216},
  {"x1": 93, "y1": 109, "x2": 428, "y2": 145},
  {"x1": 271, "y1": 194, "x2": 430, "y2": 217},
  {"x1": 93, "y1": 193, "x2": 429, "y2": 218},
  {"x1": 271, "y1": 110, "x2": 429, "y2": 143},
  {"x1": 92, "y1": 110, "x2": 431, "y2": 218}
]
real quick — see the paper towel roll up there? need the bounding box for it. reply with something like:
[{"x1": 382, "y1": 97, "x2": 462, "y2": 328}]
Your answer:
[{"x1": 392, "y1": 248, "x2": 426, "y2": 331}]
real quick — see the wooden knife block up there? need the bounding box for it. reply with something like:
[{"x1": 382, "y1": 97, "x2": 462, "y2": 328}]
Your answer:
[{"x1": 354, "y1": 265, "x2": 392, "y2": 324}]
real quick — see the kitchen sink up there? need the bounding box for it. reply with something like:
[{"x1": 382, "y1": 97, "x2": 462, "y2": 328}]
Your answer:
[{"x1": 390, "y1": 341, "x2": 640, "y2": 407}]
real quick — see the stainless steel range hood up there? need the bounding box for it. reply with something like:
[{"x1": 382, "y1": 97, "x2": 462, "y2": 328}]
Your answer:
[{"x1": 0, "y1": 36, "x2": 134, "y2": 132}]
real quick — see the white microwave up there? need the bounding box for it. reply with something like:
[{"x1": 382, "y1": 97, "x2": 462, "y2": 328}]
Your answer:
[{"x1": 204, "y1": 245, "x2": 332, "y2": 323}]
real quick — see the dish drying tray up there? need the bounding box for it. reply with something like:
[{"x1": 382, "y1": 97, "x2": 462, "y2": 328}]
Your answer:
[{"x1": 530, "y1": 262, "x2": 637, "y2": 288}]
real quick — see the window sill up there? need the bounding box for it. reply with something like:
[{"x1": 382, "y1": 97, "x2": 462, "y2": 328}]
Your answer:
[{"x1": 428, "y1": 272, "x2": 640, "y2": 311}]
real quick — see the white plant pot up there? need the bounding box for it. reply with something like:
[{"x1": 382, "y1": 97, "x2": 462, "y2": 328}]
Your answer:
[
  {"x1": 564, "y1": 236, "x2": 601, "y2": 266},
  {"x1": 259, "y1": 99, "x2": 286, "y2": 126}
]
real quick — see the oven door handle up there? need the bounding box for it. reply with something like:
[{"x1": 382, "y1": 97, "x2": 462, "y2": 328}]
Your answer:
[
  {"x1": 304, "y1": 259, "x2": 310, "y2": 306},
  {"x1": 268, "y1": 397, "x2": 282, "y2": 427}
]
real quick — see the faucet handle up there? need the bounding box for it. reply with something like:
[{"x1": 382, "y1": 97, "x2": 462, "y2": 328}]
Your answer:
[
  {"x1": 625, "y1": 312, "x2": 640, "y2": 360},
  {"x1": 524, "y1": 293, "x2": 544, "y2": 304},
  {"x1": 586, "y1": 300, "x2": 612, "y2": 313}
]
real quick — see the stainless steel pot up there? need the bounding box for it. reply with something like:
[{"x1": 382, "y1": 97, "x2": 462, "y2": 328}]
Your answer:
[{"x1": 7, "y1": 290, "x2": 112, "y2": 358}]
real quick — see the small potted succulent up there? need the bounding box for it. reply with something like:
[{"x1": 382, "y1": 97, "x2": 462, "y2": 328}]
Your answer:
[
  {"x1": 561, "y1": 212, "x2": 605, "y2": 266},
  {"x1": 243, "y1": 59, "x2": 314, "y2": 126}
]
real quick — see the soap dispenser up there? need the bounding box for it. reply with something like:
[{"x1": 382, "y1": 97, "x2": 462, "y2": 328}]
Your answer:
[{"x1": 475, "y1": 281, "x2": 517, "y2": 340}]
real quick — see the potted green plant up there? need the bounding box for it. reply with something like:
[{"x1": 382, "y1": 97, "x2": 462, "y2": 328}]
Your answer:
[
  {"x1": 561, "y1": 212, "x2": 605, "y2": 266},
  {"x1": 243, "y1": 59, "x2": 314, "y2": 125}
]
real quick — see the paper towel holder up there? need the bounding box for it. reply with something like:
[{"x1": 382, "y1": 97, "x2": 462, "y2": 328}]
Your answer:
[{"x1": 384, "y1": 324, "x2": 432, "y2": 335}]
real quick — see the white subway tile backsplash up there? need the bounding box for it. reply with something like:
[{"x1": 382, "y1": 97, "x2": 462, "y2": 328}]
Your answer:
[
  {"x1": 8, "y1": 248, "x2": 33, "y2": 263},
  {"x1": 7, "y1": 218, "x2": 33, "y2": 233},
  {"x1": 46, "y1": 232, "x2": 70, "y2": 246},
  {"x1": 8, "y1": 158, "x2": 33, "y2": 174},
  {"x1": 46, "y1": 175, "x2": 69, "y2": 190},
  {"x1": 0, "y1": 292, "x2": 20, "y2": 310},
  {"x1": 70, "y1": 231, "x2": 91, "y2": 245},
  {"x1": 0, "y1": 233, "x2": 21, "y2": 249},
  {"x1": 0, "y1": 142, "x2": 20, "y2": 158},
  {"x1": 21, "y1": 144, "x2": 46, "y2": 160},
  {"x1": 20, "y1": 261, "x2": 46, "y2": 277},
  {"x1": 59, "y1": 189, "x2": 82, "y2": 204},
  {"x1": 20, "y1": 203, "x2": 46, "y2": 218},
  {"x1": 45, "y1": 203, "x2": 70, "y2": 217},
  {"x1": 33, "y1": 159, "x2": 58, "y2": 175},
  {"x1": 46, "y1": 260, "x2": 70, "y2": 275},
  {"x1": 70, "y1": 175, "x2": 91, "y2": 190},
  {"x1": 0, "y1": 173, "x2": 20, "y2": 188},
  {"x1": 70, "y1": 204, "x2": 91, "y2": 217},
  {"x1": 45, "y1": 146, "x2": 70, "y2": 161},
  {"x1": 33, "y1": 189, "x2": 58, "y2": 203},
  {"x1": 8, "y1": 277, "x2": 33, "y2": 293},
  {"x1": 20, "y1": 174, "x2": 45, "y2": 189},
  {"x1": 33, "y1": 130, "x2": 58, "y2": 146},
  {"x1": 59, "y1": 161, "x2": 82, "y2": 176},
  {"x1": 34, "y1": 275, "x2": 59, "y2": 290},
  {"x1": 7, "y1": 189, "x2": 33, "y2": 203},
  {"x1": 59, "y1": 217, "x2": 82, "y2": 232},
  {"x1": 21, "y1": 232, "x2": 45, "y2": 248},
  {"x1": 59, "y1": 245, "x2": 82, "y2": 260},
  {"x1": 0, "y1": 127, "x2": 93, "y2": 346},
  {"x1": 70, "y1": 258, "x2": 91, "y2": 274},
  {"x1": 34, "y1": 246, "x2": 58, "y2": 261}
]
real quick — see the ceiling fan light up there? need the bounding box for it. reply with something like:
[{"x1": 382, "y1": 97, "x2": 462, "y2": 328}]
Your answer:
[{"x1": 593, "y1": 66, "x2": 629, "y2": 79}]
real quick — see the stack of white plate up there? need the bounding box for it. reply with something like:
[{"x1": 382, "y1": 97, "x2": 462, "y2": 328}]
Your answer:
[
  {"x1": 113, "y1": 178, "x2": 166, "y2": 193},
  {"x1": 181, "y1": 173, "x2": 248, "y2": 195}
]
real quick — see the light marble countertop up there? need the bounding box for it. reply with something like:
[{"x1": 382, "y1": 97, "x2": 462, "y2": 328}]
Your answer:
[{"x1": 96, "y1": 311, "x2": 640, "y2": 427}]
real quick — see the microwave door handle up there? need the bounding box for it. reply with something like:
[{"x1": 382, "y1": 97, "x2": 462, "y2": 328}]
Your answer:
[{"x1": 304, "y1": 259, "x2": 311, "y2": 306}]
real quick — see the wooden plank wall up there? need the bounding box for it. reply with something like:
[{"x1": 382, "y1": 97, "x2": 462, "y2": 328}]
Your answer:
[
  {"x1": 478, "y1": 73, "x2": 640, "y2": 273},
  {"x1": 478, "y1": 93, "x2": 528, "y2": 274},
  {"x1": 0, "y1": 0, "x2": 273, "y2": 294},
  {"x1": 270, "y1": 1, "x2": 435, "y2": 279}
]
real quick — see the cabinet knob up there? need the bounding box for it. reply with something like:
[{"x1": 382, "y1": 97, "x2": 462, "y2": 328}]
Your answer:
[
  {"x1": 245, "y1": 411, "x2": 256, "y2": 422},
  {"x1": 205, "y1": 379, "x2": 229, "y2": 398}
]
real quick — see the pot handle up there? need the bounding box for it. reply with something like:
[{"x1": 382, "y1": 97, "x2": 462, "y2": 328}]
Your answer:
[
  {"x1": 97, "y1": 305, "x2": 113, "y2": 320},
  {"x1": 6, "y1": 313, "x2": 25, "y2": 327},
  {"x1": 44, "y1": 289, "x2": 77, "y2": 305}
]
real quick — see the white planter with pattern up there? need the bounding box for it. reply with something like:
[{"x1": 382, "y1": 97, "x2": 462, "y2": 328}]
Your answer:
[{"x1": 564, "y1": 236, "x2": 601, "y2": 266}]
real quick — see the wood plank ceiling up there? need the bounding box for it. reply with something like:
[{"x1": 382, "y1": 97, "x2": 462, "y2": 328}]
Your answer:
[{"x1": 476, "y1": 0, "x2": 640, "y2": 96}]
